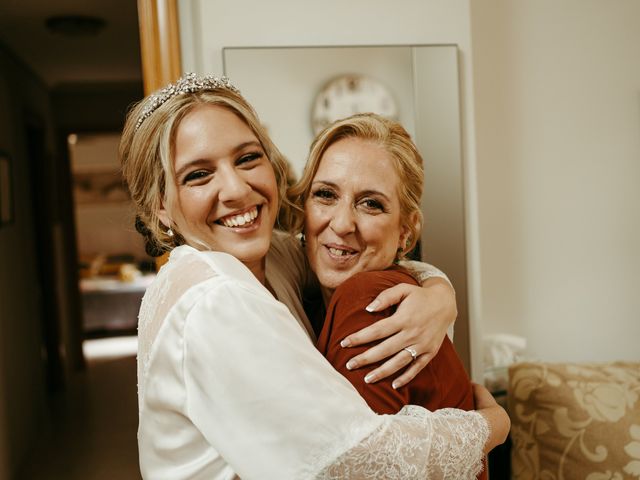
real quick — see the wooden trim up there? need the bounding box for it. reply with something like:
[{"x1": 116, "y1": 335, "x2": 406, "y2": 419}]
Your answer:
[
  {"x1": 137, "y1": 0, "x2": 182, "y2": 94},
  {"x1": 137, "y1": 0, "x2": 179, "y2": 269}
]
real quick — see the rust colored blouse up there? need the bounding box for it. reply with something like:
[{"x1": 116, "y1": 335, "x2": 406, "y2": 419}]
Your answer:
[{"x1": 316, "y1": 268, "x2": 487, "y2": 479}]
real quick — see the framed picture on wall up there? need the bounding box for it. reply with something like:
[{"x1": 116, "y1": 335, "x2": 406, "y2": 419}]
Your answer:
[{"x1": 0, "y1": 152, "x2": 14, "y2": 227}]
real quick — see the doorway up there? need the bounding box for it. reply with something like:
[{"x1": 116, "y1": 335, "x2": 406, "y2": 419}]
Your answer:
[{"x1": 67, "y1": 132, "x2": 153, "y2": 341}]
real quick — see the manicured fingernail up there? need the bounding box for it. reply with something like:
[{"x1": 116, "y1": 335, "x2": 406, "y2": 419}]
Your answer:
[
  {"x1": 346, "y1": 360, "x2": 356, "y2": 370},
  {"x1": 365, "y1": 373, "x2": 376, "y2": 384},
  {"x1": 365, "y1": 300, "x2": 380, "y2": 312},
  {"x1": 340, "y1": 338, "x2": 351, "y2": 348},
  {"x1": 392, "y1": 381, "x2": 400, "y2": 389}
]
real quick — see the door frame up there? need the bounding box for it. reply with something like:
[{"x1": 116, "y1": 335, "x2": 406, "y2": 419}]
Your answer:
[{"x1": 137, "y1": 0, "x2": 182, "y2": 94}]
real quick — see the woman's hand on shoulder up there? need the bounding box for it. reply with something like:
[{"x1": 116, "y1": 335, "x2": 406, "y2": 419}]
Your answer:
[{"x1": 339, "y1": 277, "x2": 457, "y2": 388}]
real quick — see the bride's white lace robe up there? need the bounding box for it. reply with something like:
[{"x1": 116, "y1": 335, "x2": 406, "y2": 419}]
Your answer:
[{"x1": 137, "y1": 243, "x2": 488, "y2": 479}]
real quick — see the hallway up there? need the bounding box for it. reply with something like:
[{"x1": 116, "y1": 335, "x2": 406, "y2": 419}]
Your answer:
[{"x1": 17, "y1": 337, "x2": 141, "y2": 479}]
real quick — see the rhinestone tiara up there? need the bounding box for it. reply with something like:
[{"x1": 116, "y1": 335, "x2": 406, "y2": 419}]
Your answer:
[{"x1": 135, "y1": 72, "x2": 240, "y2": 130}]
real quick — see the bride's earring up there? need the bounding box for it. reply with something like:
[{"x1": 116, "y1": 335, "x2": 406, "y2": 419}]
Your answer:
[{"x1": 167, "y1": 228, "x2": 174, "y2": 237}]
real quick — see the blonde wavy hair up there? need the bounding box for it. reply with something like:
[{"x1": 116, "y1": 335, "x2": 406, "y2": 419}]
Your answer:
[{"x1": 287, "y1": 113, "x2": 424, "y2": 259}]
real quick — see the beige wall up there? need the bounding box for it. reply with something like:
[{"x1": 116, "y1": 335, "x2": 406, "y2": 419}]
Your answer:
[{"x1": 471, "y1": 0, "x2": 640, "y2": 361}]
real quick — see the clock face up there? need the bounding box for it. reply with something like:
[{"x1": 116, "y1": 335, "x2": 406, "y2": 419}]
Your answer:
[{"x1": 311, "y1": 74, "x2": 399, "y2": 135}]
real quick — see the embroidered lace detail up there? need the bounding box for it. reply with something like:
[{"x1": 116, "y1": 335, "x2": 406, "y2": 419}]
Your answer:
[
  {"x1": 313, "y1": 406, "x2": 488, "y2": 479},
  {"x1": 399, "y1": 260, "x2": 452, "y2": 288},
  {"x1": 423, "y1": 408, "x2": 489, "y2": 479},
  {"x1": 137, "y1": 247, "x2": 217, "y2": 407}
]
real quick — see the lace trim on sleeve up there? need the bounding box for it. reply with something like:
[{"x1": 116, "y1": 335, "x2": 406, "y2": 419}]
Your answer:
[
  {"x1": 314, "y1": 406, "x2": 488, "y2": 480},
  {"x1": 398, "y1": 260, "x2": 452, "y2": 288}
]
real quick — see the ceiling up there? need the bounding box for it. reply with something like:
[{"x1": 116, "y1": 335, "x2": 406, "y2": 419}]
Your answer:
[{"x1": 0, "y1": 0, "x2": 142, "y2": 87}]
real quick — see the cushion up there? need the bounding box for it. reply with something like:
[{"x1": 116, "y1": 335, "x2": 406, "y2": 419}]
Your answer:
[{"x1": 508, "y1": 361, "x2": 640, "y2": 480}]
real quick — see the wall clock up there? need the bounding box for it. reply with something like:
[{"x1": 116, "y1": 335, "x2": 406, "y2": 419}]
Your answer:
[{"x1": 311, "y1": 74, "x2": 399, "y2": 135}]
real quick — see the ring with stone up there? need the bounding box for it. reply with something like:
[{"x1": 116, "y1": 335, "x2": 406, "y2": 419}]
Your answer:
[{"x1": 403, "y1": 346, "x2": 418, "y2": 361}]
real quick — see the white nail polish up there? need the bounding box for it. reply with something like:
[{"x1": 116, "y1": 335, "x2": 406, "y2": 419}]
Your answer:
[
  {"x1": 365, "y1": 300, "x2": 380, "y2": 312},
  {"x1": 365, "y1": 373, "x2": 375, "y2": 384},
  {"x1": 346, "y1": 361, "x2": 355, "y2": 370},
  {"x1": 392, "y1": 381, "x2": 399, "y2": 389}
]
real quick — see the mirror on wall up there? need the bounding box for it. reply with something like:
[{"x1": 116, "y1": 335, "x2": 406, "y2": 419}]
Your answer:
[{"x1": 223, "y1": 45, "x2": 470, "y2": 371}]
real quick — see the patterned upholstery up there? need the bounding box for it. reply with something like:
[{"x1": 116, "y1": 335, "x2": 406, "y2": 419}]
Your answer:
[{"x1": 508, "y1": 361, "x2": 640, "y2": 480}]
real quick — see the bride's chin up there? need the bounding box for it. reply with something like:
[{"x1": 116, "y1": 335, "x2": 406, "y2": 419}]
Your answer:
[{"x1": 232, "y1": 236, "x2": 271, "y2": 258}]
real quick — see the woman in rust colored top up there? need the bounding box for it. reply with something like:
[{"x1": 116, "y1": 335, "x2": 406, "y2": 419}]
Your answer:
[
  {"x1": 290, "y1": 113, "x2": 489, "y2": 478},
  {"x1": 317, "y1": 268, "x2": 474, "y2": 416}
]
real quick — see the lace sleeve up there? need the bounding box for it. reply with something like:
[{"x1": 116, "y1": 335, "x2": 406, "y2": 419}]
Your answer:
[
  {"x1": 316, "y1": 406, "x2": 488, "y2": 480},
  {"x1": 398, "y1": 260, "x2": 452, "y2": 288},
  {"x1": 394, "y1": 260, "x2": 456, "y2": 339}
]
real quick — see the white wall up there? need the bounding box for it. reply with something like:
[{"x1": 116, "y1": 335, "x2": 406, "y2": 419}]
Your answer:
[
  {"x1": 471, "y1": 0, "x2": 640, "y2": 361},
  {"x1": 179, "y1": 0, "x2": 486, "y2": 377}
]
